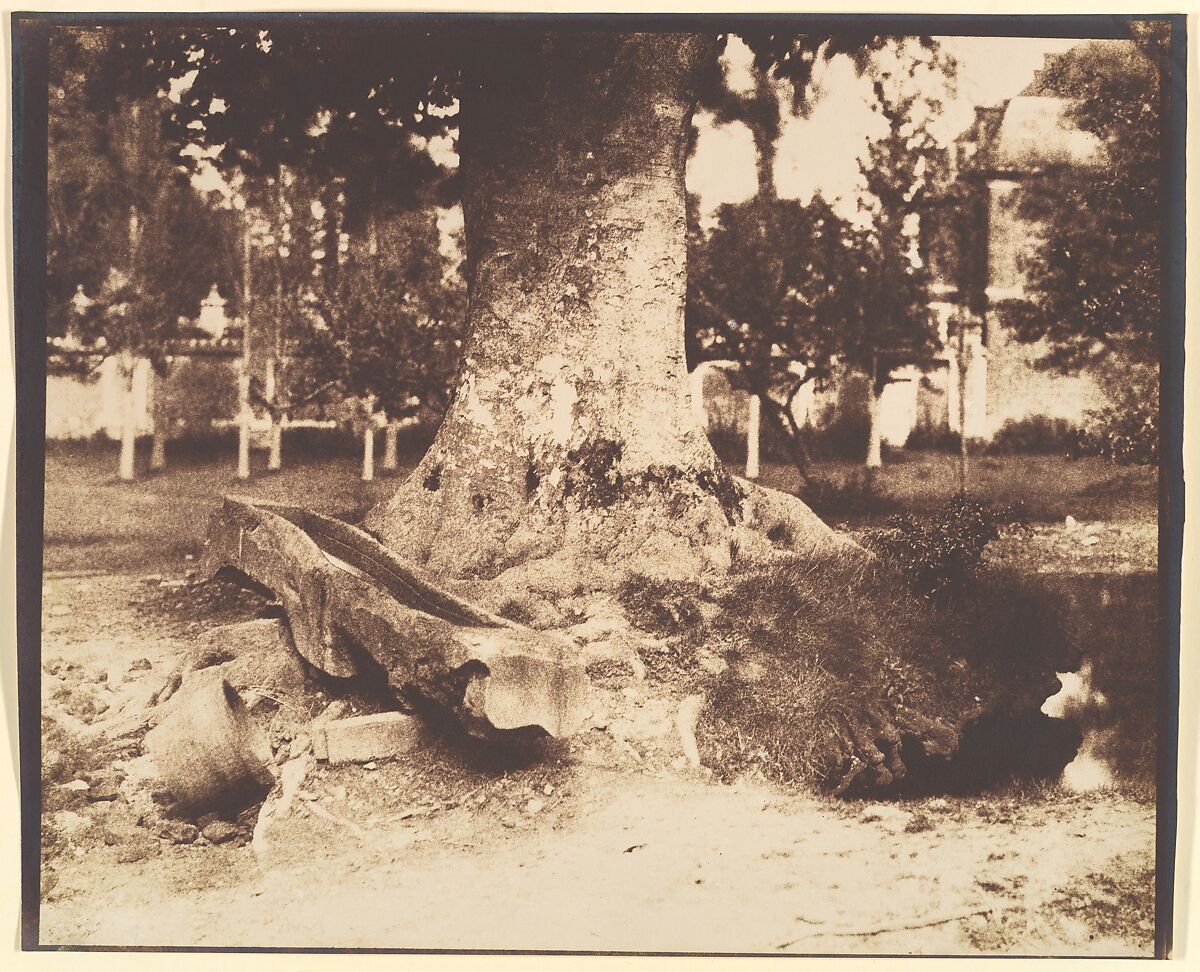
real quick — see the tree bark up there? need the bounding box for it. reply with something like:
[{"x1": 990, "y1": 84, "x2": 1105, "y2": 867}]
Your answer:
[
  {"x1": 866, "y1": 356, "x2": 884, "y2": 477},
  {"x1": 381, "y1": 423, "x2": 400, "y2": 471},
  {"x1": 957, "y1": 324, "x2": 969, "y2": 496},
  {"x1": 745, "y1": 394, "x2": 761, "y2": 480},
  {"x1": 362, "y1": 422, "x2": 376, "y2": 482},
  {"x1": 118, "y1": 352, "x2": 137, "y2": 482},
  {"x1": 237, "y1": 222, "x2": 253, "y2": 481},
  {"x1": 265, "y1": 356, "x2": 282, "y2": 472},
  {"x1": 148, "y1": 365, "x2": 167, "y2": 473},
  {"x1": 150, "y1": 429, "x2": 167, "y2": 472},
  {"x1": 365, "y1": 33, "x2": 851, "y2": 598}
]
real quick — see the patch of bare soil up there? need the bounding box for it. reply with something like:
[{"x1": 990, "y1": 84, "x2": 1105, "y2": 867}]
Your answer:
[{"x1": 37, "y1": 572, "x2": 1155, "y2": 955}]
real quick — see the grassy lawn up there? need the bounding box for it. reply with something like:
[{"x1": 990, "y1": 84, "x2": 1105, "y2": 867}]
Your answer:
[
  {"x1": 43, "y1": 439, "x2": 418, "y2": 573},
  {"x1": 756, "y1": 452, "x2": 1156, "y2": 526},
  {"x1": 41, "y1": 438, "x2": 1155, "y2": 574}
]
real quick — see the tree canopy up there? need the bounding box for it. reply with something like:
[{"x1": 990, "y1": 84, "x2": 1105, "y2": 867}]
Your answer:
[
  {"x1": 996, "y1": 33, "x2": 1165, "y2": 372},
  {"x1": 48, "y1": 27, "x2": 234, "y2": 357}
]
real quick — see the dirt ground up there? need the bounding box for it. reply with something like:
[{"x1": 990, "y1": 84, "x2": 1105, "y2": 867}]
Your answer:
[{"x1": 38, "y1": 564, "x2": 1156, "y2": 956}]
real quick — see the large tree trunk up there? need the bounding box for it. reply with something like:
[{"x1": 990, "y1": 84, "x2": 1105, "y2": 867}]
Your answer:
[{"x1": 365, "y1": 33, "x2": 850, "y2": 600}]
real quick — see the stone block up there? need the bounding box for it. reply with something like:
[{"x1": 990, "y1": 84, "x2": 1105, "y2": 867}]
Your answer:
[{"x1": 314, "y1": 711, "x2": 424, "y2": 765}]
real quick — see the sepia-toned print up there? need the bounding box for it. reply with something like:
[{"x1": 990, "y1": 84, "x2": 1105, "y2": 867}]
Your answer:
[{"x1": 18, "y1": 14, "x2": 1180, "y2": 956}]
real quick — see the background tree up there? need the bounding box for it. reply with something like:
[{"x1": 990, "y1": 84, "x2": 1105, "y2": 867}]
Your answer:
[
  {"x1": 687, "y1": 193, "x2": 854, "y2": 481},
  {"x1": 836, "y1": 40, "x2": 953, "y2": 479},
  {"x1": 689, "y1": 38, "x2": 953, "y2": 485},
  {"x1": 994, "y1": 34, "x2": 1164, "y2": 465},
  {"x1": 294, "y1": 198, "x2": 466, "y2": 480},
  {"x1": 48, "y1": 27, "x2": 234, "y2": 480}
]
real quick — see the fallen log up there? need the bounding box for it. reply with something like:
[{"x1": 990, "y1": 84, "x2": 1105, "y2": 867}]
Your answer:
[{"x1": 201, "y1": 497, "x2": 589, "y2": 739}]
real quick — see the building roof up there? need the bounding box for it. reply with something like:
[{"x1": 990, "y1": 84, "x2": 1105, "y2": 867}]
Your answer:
[
  {"x1": 990, "y1": 96, "x2": 1104, "y2": 171},
  {"x1": 956, "y1": 95, "x2": 1104, "y2": 175}
]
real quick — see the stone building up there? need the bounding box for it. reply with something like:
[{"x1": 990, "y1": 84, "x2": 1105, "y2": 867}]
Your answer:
[
  {"x1": 930, "y1": 73, "x2": 1112, "y2": 441},
  {"x1": 695, "y1": 47, "x2": 1120, "y2": 457}
]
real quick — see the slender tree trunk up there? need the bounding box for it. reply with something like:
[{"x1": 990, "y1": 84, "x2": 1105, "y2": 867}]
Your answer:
[
  {"x1": 268, "y1": 170, "x2": 287, "y2": 473},
  {"x1": 381, "y1": 423, "x2": 400, "y2": 471},
  {"x1": 865, "y1": 356, "x2": 883, "y2": 487},
  {"x1": 266, "y1": 356, "x2": 282, "y2": 472},
  {"x1": 957, "y1": 324, "x2": 969, "y2": 496},
  {"x1": 766, "y1": 383, "x2": 812, "y2": 484},
  {"x1": 364, "y1": 33, "x2": 849, "y2": 596},
  {"x1": 118, "y1": 352, "x2": 137, "y2": 482},
  {"x1": 149, "y1": 364, "x2": 167, "y2": 472},
  {"x1": 362, "y1": 422, "x2": 376, "y2": 482},
  {"x1": 237, "y1": 223, "x2": 253, "y2": 481},
  {"x1": 120, "y1": 146, "x2": 141, "y2": 484},
  {"x1": 745, "y1": 394, "x2": 761, "y2": 480},
  {"x1": 149, "y1": 430, "x2": 166, "y2": 472}
]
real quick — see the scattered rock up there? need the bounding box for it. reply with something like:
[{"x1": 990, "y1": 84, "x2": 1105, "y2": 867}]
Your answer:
[
  {"x1": 542, "y1": 784, "x2": 554, "y2": 796},
  {"x1": 525, "y1": 798, "x2": 544, "y2": 815},
  {"x1": 1064, "y1": 515, "x2": 1079, "y2": 531},
  {"x1": 289, "y1": 734, "x2": 312, "y2": 759},
  {"x1": 86, "y1": 781, "x2": 121, "y2": 802},
  {"x1": 201, "y1": 820, "x2": 241, "y2": 844},
  {"x1": 1081, "y1": 535, "x2": 1100, "y2": 547},
  {"x1": 315, "y1": 712, "x2": 424, "y2": 765},
  {"x1": 926, "y1": 798, "x2": 951, "y2": 813},
  {"x1": 52, "y1": 810, "x2": 87, "y2": 834},
  {"x1": 62, "y1": 780, "x2": 90, "y2": 792},
  {"x1": 675, "y1": 694, "x2": 704, "y2": 768},
  {"x1": 157, "y1": 820, "x2": 199, "y2": 844},
  {"x1": 116, "y1": 839, "x2": 161, "y2": 864},
  {"x1": 129, "y1": 658, "x2": 153, "y2": 672}
]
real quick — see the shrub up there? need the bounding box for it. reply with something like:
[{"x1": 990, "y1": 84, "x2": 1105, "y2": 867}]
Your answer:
[
  {"x1": 1077, "y1": 400, "x2": 1158, "y2": 466},
  {"x1": 799, "y1": 408, "x2": 869, "y2": 460},
  {"x1": 904, "y1": 423, "x2": 962, "y2": 453},
  {"x1": 868, "y1": 497, "x2": 1026, "y2": 599},
  {"x1": 1069, "y1": 359, "x2": 1158, "y2": 467},
  {"x1": 158, "y1": 358, "x2": 239, "y2": 432},
  {"x1": 799, "y1": 471, "x2": 903, "y2": 522},
  {"x1": 986, "y1": 415, "x2": 1082, "y2": 456},
  {"x1": 696, "y1": 553, "x2": 1077, "y2": 795}
]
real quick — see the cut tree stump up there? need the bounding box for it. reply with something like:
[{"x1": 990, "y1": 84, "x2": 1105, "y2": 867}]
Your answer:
[{"x1": 201, "y1": 497, "x2": 590, "y2": 739}]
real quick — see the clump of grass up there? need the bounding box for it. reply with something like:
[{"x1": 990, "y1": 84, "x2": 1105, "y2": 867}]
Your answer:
[
  {"x1": 696, "y1": 550, "x2": 1079, "y2": 796},
  {"x1": 617, "y1": 574, "x2": 705, "y2": 638}
]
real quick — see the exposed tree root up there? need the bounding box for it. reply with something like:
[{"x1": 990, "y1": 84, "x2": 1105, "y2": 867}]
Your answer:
[{"x1": 370, "y1": 470, "x2": 865, "y2": 630}]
